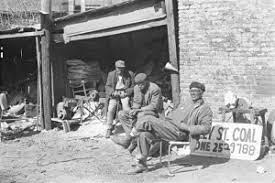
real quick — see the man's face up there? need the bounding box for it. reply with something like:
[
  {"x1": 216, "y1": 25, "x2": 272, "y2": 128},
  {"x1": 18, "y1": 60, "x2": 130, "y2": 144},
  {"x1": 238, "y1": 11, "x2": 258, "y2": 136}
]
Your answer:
[
  {"x1": 116, "y1": 67, "x2": 125, "y2": 75},
  {"x1": 137, "y1": 81, "x2": 147, "y2": 91},
  {"x1": 189, "y1": 88, "x2": 203, "y2": 101}
]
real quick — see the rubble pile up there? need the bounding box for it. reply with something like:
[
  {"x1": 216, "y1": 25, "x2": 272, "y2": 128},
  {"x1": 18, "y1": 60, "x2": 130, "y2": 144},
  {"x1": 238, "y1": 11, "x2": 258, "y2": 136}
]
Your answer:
[{"x1": 0, "y1": 117, "x2": 38, "y2": 140}]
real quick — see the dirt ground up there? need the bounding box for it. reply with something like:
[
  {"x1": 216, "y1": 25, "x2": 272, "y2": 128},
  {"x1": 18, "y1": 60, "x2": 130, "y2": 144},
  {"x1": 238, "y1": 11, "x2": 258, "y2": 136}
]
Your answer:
[{"x1": 0, "y1": 119, "x2": 274, "y2": 183}]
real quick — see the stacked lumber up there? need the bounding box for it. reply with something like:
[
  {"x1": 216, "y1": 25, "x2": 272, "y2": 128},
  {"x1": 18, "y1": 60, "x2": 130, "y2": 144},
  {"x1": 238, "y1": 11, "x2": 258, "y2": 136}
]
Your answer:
[{"x1": 66, "y1": 59, "x2": 102, "y2": 86}]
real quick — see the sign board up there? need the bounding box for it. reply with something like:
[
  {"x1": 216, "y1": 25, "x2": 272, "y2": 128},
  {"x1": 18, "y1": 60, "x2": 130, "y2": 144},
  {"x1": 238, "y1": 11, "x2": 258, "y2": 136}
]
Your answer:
[{"x1": 192, "y1": 122, "x2": 263, "y2": 160}]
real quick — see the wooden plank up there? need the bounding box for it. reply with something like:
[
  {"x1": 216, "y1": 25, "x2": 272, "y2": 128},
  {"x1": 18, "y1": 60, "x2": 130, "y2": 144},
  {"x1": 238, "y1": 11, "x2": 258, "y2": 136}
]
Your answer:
[
  {"x1": 64, "y1": 18, "x2": 167, "y2": 42},
  {"x1": 63, "y1": 2, "x2": 165, "y2": 38},
  {"x1": 41, "y1": 0, "x2": 52, "y2": 130},
  {"x1": 80, "y1": 0, "x2": 86, "y2": 12},
  {"x1": 0, "y1": 31, "x2": 44, "y2": 40},
  {"x1": 68, "y1": 0, "x2": 75, "y2": 15},
  {"x1": 165, "y1": 0, "x2": 180, "y2": 107},
  {"x1": 55, "y1": 18, "x2": 166, "y2": 43},
  {"x1": 41, "y1": 0, "x2": 51, "y2": 14},
  {"x1": 51, "y1": 58, "x2": 55, "y2": 117},
  {"x1": 51, "y1": 118, "x2": 81, "y2": 133},
  {"x1": 35, "y1": 36, "x2": 44, "y2": 129},
  {"x1": 55, "y1": 0, "x2": 158, "y2": 27}
]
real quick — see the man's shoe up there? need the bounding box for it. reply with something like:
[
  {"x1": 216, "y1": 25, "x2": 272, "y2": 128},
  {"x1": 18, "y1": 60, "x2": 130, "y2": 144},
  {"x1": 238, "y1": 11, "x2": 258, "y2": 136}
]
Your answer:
[
  {"x1": 128, "y1": 160, "x2": 148, "y2": 174},
  {"x1": 105, "y1": 129, "x2": 112, "y2": 138},
  {"x1": 111, "y1": 135, "x2": 131, "y2": 149}
]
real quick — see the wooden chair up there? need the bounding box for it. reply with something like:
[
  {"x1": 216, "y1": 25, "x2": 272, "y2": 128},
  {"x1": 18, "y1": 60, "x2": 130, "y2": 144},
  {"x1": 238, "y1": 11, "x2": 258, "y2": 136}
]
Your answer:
[{"x1": 69, "y1": 80, "x2": 96, "y2": 98}]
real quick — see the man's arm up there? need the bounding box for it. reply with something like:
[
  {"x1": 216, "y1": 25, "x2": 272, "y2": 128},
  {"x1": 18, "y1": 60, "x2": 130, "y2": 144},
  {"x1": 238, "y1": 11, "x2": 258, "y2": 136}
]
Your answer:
[
  {"x1": 140, "y1": 86, "x2": 161, "y2": 112},
  {"x1": 125, "y1": 71, "x2": 135, "y2": 96},
  {"x1": 105, "y1": 72, "x2": 114, "y2": 97},
  {"x1": 181, "y1": 106, "x2": 213, "y2": 136},
  {"x1": 132, "y1": 85, "x2": 142, "y2": 109}
]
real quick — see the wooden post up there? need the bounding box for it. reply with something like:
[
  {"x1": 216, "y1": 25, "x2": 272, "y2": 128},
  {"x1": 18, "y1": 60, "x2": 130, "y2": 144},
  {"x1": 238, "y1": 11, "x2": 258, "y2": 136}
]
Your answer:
[
  {"x1": 80, "y1": 0, "x2": 86, "y2": 12},
  {"x1": 41, "y1": 0, "x2": 52, "y2": 130},
  {"x1": 165, "y1": 0, "x2": 180, "y2": 107},
  {"x1": 105, "y1": 0, "x2": 112, "y2": 6},
  {"x1": 35, "y1": 36, "x2": 44, "y2": 129},
  {"x1": 51, "y1": 58, "x2": 55, "y2": 117},
  {"x1": 68, "y1": 0, "x2": 75, "y2": 15}
]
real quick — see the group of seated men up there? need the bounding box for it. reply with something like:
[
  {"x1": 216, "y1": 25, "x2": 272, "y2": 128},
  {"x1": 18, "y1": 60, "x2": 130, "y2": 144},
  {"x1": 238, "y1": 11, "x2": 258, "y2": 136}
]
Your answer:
[{"x1": 105, "y1": 60, "x2": 213, "y2": 174}]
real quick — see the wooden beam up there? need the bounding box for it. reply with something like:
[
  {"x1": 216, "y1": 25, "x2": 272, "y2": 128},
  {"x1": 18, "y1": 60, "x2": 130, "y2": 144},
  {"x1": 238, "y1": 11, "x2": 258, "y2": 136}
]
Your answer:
[
  {"x1": 0, "y1": 31, "x2": 44, "y2": 40},
  {"x1": 41, "y1": 0, "x2": 52, "y2": 130},
  {"x1": 35, "y1": 36, "x2": 44, "y2": 129},
  {"x1": 55, "y1": 0, "x2": 153, "y2": 23},
  {"x1": 80, "y1": 0, "x2": 86, "y2": 12},
  {"x1": 165, "y1": 0, "x2": 180, "y2": 107},
  {"x1": 105, "y1": 0, "x2": 113, "y2": 6},
  {"x1": 55, "y1": 0, "x2": 165, "y2": 30},
  {"x1": 63, "y1": 4, "x2": 165, "y2": 37},
  {"x1": 63, "y1": 18, "x2": 166, "y2": 43},
  {"x1": 51, "y1": 56, "x2": 55, "y2": 117},
  {"x1": 68, "y1": 0, "x2": 75, "y2": 15}
]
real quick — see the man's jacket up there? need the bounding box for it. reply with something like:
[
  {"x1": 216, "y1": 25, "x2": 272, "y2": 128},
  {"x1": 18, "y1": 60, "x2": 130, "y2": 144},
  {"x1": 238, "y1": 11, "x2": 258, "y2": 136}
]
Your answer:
[
  {"x1": 132, "y1": 82, "x2": 163, "y2": 118},
  {"x1": 105, "y1": 70, "x2": 135, "y2": 98},
  {"x1": 169, "y1": 97, "x2": 213, "y2": 150}
]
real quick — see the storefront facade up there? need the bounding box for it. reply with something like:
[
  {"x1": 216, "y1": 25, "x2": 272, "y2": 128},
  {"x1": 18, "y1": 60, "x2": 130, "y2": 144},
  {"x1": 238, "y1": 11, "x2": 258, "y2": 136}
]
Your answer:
[{"x1": 52, "y1": 0, "x2": 180, "y2": 107}]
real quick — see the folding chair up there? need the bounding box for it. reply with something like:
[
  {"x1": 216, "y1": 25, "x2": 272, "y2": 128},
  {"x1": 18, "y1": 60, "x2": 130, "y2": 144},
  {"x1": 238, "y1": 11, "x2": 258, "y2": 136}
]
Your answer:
[
  {"x1": 79, "y1": 100, "x2": 104, "y2": 121},
  {"x1": 158, "y1": 140, "x2": 203, "y2": 175}
]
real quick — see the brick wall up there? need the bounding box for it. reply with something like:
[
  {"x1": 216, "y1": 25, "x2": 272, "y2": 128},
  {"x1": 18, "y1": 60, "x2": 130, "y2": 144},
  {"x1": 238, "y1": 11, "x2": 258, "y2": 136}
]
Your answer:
[{"x1": 177, "y1": 0, "x2": 275, "y2": 119}]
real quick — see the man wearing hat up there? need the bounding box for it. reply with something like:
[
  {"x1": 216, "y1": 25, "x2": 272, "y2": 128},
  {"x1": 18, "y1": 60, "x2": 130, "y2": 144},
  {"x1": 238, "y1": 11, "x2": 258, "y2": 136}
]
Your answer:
[
  {"x1": 123, "y1": 81, "x2": 213, "y2": 173},
  {"x1": 111, "y1": 73, "x2": 163, "y2": 151},
  {"x1": 105, "y1": 60, "x2": 135, "y2": 138}
]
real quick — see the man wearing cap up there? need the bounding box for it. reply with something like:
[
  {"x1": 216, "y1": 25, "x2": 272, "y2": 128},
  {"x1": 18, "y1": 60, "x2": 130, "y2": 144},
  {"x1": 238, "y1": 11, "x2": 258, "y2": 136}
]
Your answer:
[
  {"x1": 105, "y1": 60, "x2": 135, "y2": 138},
  {"x1": 111, "y1": 73, "x2": 163, "y2": 151},
  {"x1": 125, "y1": 81, "x2": 213, "y2": 173}
]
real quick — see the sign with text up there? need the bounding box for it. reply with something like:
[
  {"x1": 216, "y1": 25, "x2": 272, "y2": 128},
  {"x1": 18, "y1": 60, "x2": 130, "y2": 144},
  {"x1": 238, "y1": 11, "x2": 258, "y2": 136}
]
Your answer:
[{"x1": 192, "y1": 122, "x2": 263, "y2": 160}]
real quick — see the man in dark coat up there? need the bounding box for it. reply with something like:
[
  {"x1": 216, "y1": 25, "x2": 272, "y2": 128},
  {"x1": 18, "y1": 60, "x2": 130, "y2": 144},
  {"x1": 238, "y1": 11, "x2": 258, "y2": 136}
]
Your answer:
[
  {"x1": 110, "y1": 73, "x2": 163, "y2": 150},
  {"x1": 127, "y1": 81, "x2": 213, "y2": 173},
  {"x1": 105, "y1": 60, "x2": 135, "y2": 138}
]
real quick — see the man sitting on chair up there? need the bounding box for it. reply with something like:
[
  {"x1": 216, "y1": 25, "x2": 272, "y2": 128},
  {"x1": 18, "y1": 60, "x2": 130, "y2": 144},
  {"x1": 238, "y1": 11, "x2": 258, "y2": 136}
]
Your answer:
[
  {"x1": 110, "y1": 73, "x2": 163, "y2": 152},
  {"x1": 127, "y1": 81, "x2": 213, "y2": 174},
  {"x1": 105, "y1": 60, "x2": 135, "y2": 138}
]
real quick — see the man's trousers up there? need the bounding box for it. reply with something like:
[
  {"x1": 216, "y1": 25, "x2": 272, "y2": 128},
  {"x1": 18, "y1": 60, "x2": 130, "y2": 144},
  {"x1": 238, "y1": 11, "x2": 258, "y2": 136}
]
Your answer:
[
  {"x1": 106, "y1": 97, "x2": 130, "y2": 130},
  {"x1": 135, "y1": 118, "x2": 189, "y2": 159}
]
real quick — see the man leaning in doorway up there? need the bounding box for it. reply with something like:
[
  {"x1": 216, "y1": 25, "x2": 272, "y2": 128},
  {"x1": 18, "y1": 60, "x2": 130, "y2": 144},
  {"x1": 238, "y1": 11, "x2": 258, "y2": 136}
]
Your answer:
[
  {"x1": 105, "y1": 60, "x2": 135, "y2": 138},
  {"x1": 126, "y1": 81, "x2": 213, "y2": 174}
]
